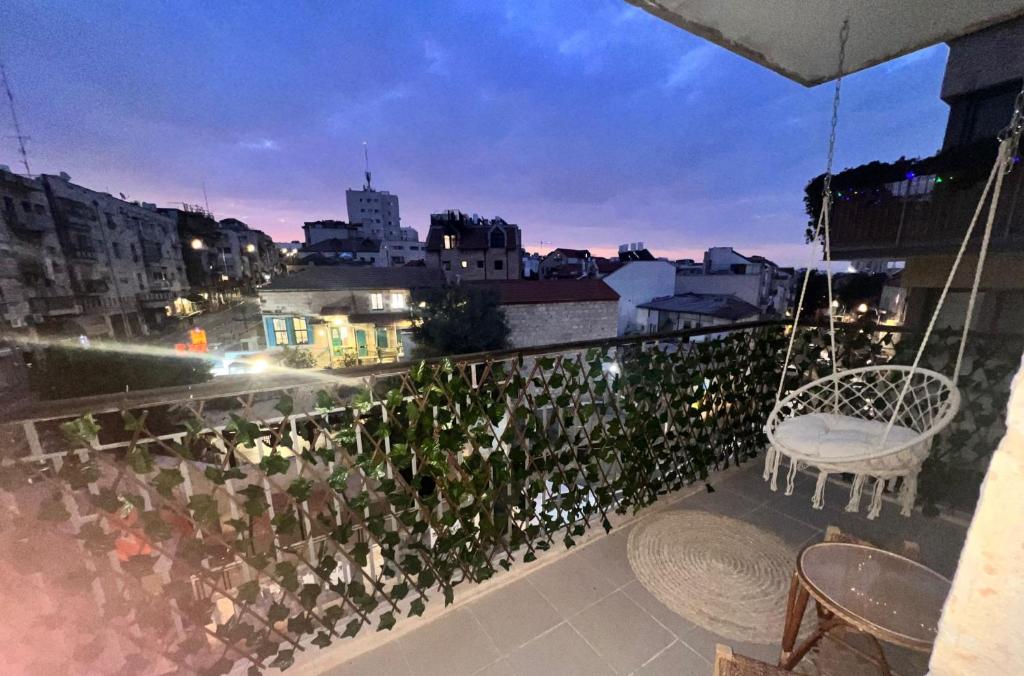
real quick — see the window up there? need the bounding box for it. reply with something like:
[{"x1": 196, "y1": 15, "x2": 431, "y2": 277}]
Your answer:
[
  {"x1": 494, "y1": 259, "x2": 504, "y2": 271},
  {"x1": 370, "y1": 292, "x2": 385, "y2": 310},
  {"x1": 476, "y1": 260, "x2": 484, "y2": 269},
  {"x1": 489, "y1": 228, "x2": 506, "y2": 248},
  {"x1": 443, "y1": 234, "x2": 456, "y2": 249},
  {"x1": 390, "y1": 292, "x2": 406, "y2": 309},
  {"x1": 375, "y1": 327, "x2": 389, "y2": 349},
  {"x1": 272, "y1": 318, "x2": 289, "y2": 345},
  {"x1": 112, "y1": 242, "x2": 122, "y2": 258},
  {"x1": 443, "y1": 261, "x2": 451, "y2": 271},
  {"x1": 460, "y1": 260, "x2": 468, "y2": 269},
  {"x1": 292, "y1": 317, "x2": 309, "y2": 343}
]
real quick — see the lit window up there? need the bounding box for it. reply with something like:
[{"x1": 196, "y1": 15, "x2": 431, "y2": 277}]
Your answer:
[
  {"x1": 370, "y1": 292, "x2": 385, "y2": 310},
  {"x1": 272, "y1": 318, "x2": 289, "y2": 345},
  {"x1": 443, "y1": 234, "x2": 456, "y2": 249},
  {"x1": 390, "y1": 292, "x2": 406, "y2": 309},
  {"x1": 460, "y1": 260, "x2": 468, "y2": 268},
  {"x1": 292, "y1": 317, "x2": 309, "y2": 344}
]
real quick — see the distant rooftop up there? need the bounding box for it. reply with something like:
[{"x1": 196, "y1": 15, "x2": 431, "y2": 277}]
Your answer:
[
  {"x1": 262, "y1": 266, "x2": 443, "y2": 291},
  {"x1": 474, "y1": 279, "x2": 619, "y2": 305},
  {"x1": 638, "y1": 293, "x2": 761, "y2": 321}
]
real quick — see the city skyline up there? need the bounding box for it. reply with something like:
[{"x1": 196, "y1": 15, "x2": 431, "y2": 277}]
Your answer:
[{"x1": 2, "y1": 1, "x2": 951, "y2": 264}]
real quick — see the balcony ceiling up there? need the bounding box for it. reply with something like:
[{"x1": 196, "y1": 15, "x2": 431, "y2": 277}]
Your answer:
[{"x1": 627, "y1": 0, "x2": 1024, "y2": 86}]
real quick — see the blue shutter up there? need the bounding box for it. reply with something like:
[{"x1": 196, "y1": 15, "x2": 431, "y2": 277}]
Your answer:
[{"x1": 263, "y1": 317, "x2": 277, "y2": 347}]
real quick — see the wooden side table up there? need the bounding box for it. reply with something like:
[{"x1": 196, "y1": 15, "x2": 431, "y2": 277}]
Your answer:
[{"x1": 778, "y1": 542, "x2": 950, "y2": 673}]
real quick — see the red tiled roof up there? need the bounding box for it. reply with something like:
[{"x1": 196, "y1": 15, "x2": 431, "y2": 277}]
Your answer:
[{"x1": 473, "y1": 279, "x2": 619, "y2": 305}]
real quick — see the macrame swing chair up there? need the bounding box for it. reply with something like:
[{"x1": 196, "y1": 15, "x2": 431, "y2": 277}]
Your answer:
[{"x1": 763, "y1": 24, "x2": 1024, "y2": 520}]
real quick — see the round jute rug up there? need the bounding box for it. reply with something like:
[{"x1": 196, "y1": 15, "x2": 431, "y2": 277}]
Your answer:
[{"x1": 627, "y1": 509, "x2": 797, "y2": 644}]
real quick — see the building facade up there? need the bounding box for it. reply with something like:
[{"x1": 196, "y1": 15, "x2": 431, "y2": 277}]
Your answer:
[
  {"x1": 258, "y1": 266, "x2": 443, "y2": 366},
  {"x1": 637, "y1": 293, "x2": 762, "y2": 336},
  {"x1": 424, "y1": 211, "x2": 522, "y2": 282},
  {"x1": 674, "y1": 247, "x2": 792, "y2": 317},
  {"x1": 600, "y1": 261, "x2": 677, "y2": 335},
  {"x1": 474, "y1": 279, "x2": 619, "y2": 349}
]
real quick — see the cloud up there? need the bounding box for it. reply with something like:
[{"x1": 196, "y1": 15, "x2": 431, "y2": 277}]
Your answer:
[
  {"x1": 881, "y1": 44, "x2": 944, "y2": 73},
  {"x1": 558, "y1": 30, "x2": 592, "y2": 56},
  {"x1": 423, "y1": 39, "x2": 450, "y2": 75},
  {"x1": 664, "y1": 45, "x2": 716, "y2": 90},
  {"x1": 238, "y1": 138, "x2": 279, "y2": 151}
]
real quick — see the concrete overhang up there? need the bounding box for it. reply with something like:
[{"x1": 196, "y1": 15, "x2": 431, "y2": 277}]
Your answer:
[{"x1": 627, "y1": 0, "x2": 1024, "y2": 86}]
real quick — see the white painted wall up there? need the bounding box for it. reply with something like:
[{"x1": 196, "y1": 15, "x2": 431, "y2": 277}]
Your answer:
[
  {"x1": 675, "y1": 274, "x2": 762, "y2": 306},
  {"x1": 930, "y1": 350, "x2": 1024, "y2": 674},
  {"x1": 602, "y1": 261, "x2": 677, "y2": 335}
]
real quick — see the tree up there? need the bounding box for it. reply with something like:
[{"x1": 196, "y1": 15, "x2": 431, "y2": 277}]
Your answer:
[{"x1": 412, "y1": 285, "x2": 510, "y2": 358}]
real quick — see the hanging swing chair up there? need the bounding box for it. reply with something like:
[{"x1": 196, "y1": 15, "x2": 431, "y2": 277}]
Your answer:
[{"x1": 763, "y1": 22, "x2": 1024, "y2": 519}]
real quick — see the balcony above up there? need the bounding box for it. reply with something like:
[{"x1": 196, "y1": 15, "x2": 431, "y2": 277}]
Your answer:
[
  {"x1": 808, "y1": 141, "x2": 1024, "y2": 259},
  {"x1": 137, "y1": 289, "x2": 175, "y2": 308},
  {"x1": 28, "y1": 295, "x2": 81, "y2": 316}
]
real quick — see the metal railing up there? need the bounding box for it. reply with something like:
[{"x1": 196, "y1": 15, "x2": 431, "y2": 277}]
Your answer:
[
  {"x1": 830, "y1": 166, "x2": 1024, "y2": 258},
  {"x1": 1, "y1": 320, "x2": 1013, "y2": 674}
]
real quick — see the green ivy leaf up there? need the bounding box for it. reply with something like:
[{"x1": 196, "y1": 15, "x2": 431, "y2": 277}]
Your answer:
[
  {"x1": 328, "y1": 466, "x2": 350, "y2": 492},
  {"x1": 299, "y1": 583, "x2": 321, "y2": 610},
  {"x1": 341, "y1": 618, "x2": 363, "y2": 638},
  {"x1": 377, "y1": 611, "x2": 396, "y2": 632},
  {"x1": 275, "y1": 561, "x2": 300, "y2": 592},
  {"x1": 153, "y1": 468, "x2": 185, "y2": 498},
  {"x1": 260, "y1": 451, "x2": 290, "y2": 477},
  {"x1": 287, "y1": 477, "x2": 313, "y2": 502},
  {"x1": 60, "y1": 414, "x2": 101, "y2": 445},
  {"x1": 188, "y1": 494, "x2": 219, "y2": 528},
  {"x1": 236, "y1": 580, "x2": 260, "y2": 605},
  {"x1": 269, "y1": 649, "x2": 294, "y2": 671},
  {"x1": 274, "y1": 394, "x2": 294, "y2": 417},
  {"x1": 408, "y1": 597, "x2": 426, "y2": 617},
  {"x1": 126, "y1": 446, "x2": 153, "y2": 474},
  {"x1": 311, "y1": 631, "x2": 332, "y2": 648},
  {"x1": 266, "y1": 602, "x2": 289, "y2": 624}
]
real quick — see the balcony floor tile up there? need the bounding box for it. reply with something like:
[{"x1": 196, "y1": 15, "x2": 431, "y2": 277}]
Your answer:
[
  {"x1": 569, "y1": 589, "x2": 675, "y2": 675},
  {"x1": 466, "y1": 577, "x2": 562, "y2": 654},
  {"x1": 309, "y1": 462, "x2": 967, "y2": 676}
]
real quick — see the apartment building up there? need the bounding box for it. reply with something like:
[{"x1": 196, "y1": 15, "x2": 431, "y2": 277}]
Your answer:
[
  {"x1": 424, "y1": 210, "x2": 522, "y2": 281},
  {"x1": 0, "y1": 169, "x2": 78, "y2": 334}
]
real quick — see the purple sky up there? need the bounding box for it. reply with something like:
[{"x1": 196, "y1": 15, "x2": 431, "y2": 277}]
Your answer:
[{"x1": 1, "y1": 1, "x2": 952, "y2": 264}]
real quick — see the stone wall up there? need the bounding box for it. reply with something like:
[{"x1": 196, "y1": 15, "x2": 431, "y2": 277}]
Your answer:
[{"x1": 502, "y1": 300, "x2": 617, "y2": 349}]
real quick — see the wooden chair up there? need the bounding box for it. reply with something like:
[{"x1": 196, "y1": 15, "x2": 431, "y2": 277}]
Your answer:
[{"x1": 714, "y1": 645, "x2": 790, "y2": 676}]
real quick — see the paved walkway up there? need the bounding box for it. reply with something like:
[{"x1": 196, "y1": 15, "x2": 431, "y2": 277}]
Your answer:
[{"x1": 307, "y1": 463, "x2": 967, "y2": 676}]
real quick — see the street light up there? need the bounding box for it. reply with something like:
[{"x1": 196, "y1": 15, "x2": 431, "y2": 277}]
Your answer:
[
  {"x1": 191, "y1": 238, "x2": 204, "y2": 250},
  {"x1": 245, "y1": 243, "x2": 256, "y2": 253},
  {"x1": 857, "y1": 303, "x2": 869, "y2": 313}
]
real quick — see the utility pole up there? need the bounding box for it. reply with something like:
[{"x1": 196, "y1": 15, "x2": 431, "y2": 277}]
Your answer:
[
  {"x1": 0, "y1": 59, "x2": 32, "y2": 176},
  {"x1": 363, "y1": 141, "x2": 372, "y2": 190}
]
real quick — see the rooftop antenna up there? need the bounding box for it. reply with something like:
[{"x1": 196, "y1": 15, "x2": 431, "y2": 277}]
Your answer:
[
  {"x1": 202, "y1": 181, "x2": 211, "y2": 215},
  {"x1": 363, "y1": 141, "x2": 372, "y2": 191},
  {"x1": 0, "y1": 59, "x2": 32, "y2": 176}
]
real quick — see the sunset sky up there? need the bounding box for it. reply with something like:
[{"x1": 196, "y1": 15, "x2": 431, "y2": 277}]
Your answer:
[{"x1": 1, "y1": 1, "x2": 952, "y2": 264}]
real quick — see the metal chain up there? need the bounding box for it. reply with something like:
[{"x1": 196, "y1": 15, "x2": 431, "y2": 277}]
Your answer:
[{"x1": 821, "y1": 18, "x2": 850, "y2": 201}]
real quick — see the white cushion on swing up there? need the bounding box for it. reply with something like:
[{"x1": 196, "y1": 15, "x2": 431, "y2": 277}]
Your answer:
[{"x1": 774, "y1": 413, "x2": 918, "y2": 460}]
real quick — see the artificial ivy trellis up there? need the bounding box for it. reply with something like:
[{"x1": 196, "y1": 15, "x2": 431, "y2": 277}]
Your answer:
[{"x1": 0, "y1": 322, "x2": 1012, "y2": 674}]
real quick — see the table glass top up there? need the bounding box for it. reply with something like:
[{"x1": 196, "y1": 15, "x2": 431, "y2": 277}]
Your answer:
[{"x1": 799, "y1": 542, "x2": 951, "y2": 646}]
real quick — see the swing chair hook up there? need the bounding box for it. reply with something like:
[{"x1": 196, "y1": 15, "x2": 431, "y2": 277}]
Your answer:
[{"x1": 998, "y1": 88, "x2": 1024, "y2": 174}]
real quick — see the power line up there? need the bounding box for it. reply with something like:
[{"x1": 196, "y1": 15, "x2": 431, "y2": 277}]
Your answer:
[{"x1": 0, "y1": 59, "x2": 32, "y2": 176}]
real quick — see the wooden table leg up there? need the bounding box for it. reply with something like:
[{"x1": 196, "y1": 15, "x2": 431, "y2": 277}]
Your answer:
[
  {"x1": 779, "y1": 571, "x2": 809, "y2": 666},
  {"x1": 781, "y1": 617, "x2": 844, "y2": 671}
]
